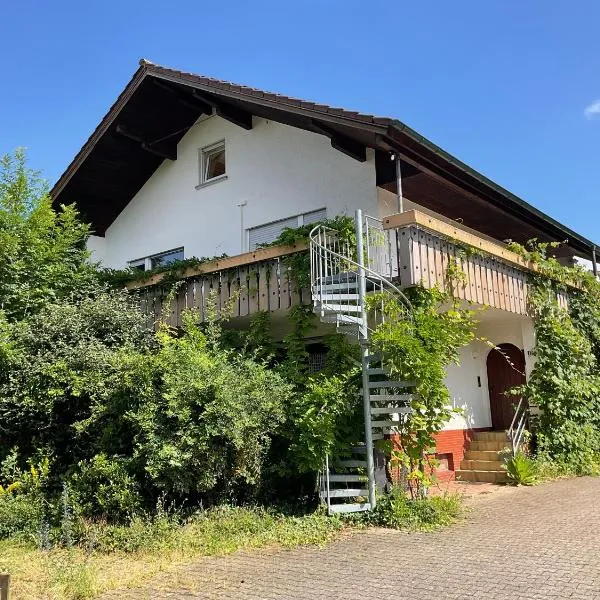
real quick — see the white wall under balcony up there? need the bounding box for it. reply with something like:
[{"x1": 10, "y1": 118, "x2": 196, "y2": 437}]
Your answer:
[
  {"x1": 92, "y1": 115, "x2": 378, "y2": 269},
  {"x1": 443, "y1": 309, "x2": 536, "y2": 431}
]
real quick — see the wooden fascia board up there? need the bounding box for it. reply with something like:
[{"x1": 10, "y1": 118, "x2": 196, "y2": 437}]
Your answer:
[
  {"x1": 126, "y1": 241, "x2": 309, "y2": 290},
  {"x1": 51, "y1": 65, "x2": 149, "y2": 200},
  {"x1": 383, "y1": 210, "x2": 533, "y2": 272},
  {"x1": 384, "y1": 128, "x2": 595, "y2": 255}
]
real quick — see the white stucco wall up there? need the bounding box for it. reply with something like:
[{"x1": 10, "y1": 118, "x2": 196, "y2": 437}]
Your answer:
[
  {"x1": 443, "y1": 309, "x2": 536, "y2": 431},
  {"x1": 92, "y1": 115, "x2": 378, "y2": 268},
  {"x1": 86, "y1": 234, "x2": 106, "y2": 264}
]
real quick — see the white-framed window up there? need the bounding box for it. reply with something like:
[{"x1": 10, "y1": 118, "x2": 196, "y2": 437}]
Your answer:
[
  {"x1": 198, "y1": 140, "x2": 226, "y2": 187},
  {"x1": 128, "y1": 247, "x2": 184, "y2": 271},
  {"x1": 248, "y1": 208, "x2": 327, "y2": 250}
]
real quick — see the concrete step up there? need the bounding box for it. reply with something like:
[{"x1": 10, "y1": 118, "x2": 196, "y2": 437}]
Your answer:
[
  {"x1": 455, "y1": 469, "x2": 507, "y2": 484},
  {"x1": 464, "y1": 450, "x2": 501, "y2": 461},
  {"x1": 469, "y1": 440, "x2": 509, "y2": 452},
  {"x1": 473, "y1": 431, "x2": 509, "y2": 442},
  {"x1": 460, "y1": 459, "x2": 505, "y2": 471}
]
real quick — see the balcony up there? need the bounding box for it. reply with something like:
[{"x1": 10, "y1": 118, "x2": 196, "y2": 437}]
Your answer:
[
  {"x1": 128, "y1": 242, "x2": 309, "y2": 328},
  {"x1": 130, "y1": 209, "x2": 567, "y2": 328},
  {"x1": 381, "y1": 210, "x2": 568, "y2": 314}
]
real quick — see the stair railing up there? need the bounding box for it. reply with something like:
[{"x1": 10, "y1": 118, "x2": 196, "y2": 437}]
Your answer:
[
  {"x1": 364, "y1": 215, "x2": 393, "y2": 279},
  {"x1": 309, "y1": 222, "x2": 411, "y2": 333},
  {"x1": 310, "y1": 210, "x2": 413, "y2": 511},
  {"x1": 508, "y1": 397, "x2": 528, "y2": 455}
]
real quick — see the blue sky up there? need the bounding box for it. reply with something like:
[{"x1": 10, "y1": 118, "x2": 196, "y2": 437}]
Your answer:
[{"x1": 1, "y1": 0, "x2": 599, "y2": 242}]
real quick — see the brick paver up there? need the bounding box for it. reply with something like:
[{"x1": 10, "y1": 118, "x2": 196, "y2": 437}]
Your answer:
[{"x1": 104, "y1": 477, "x2": 600, "y2": 599}]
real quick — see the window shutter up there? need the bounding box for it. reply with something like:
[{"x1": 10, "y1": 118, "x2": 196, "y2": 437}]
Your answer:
[
  {"x1": 249, "y1": 216, "x2": 299, "y2": 249},
  {"x1": 248, "y1": 209, "x2": 327, "y2": 250},
  {"x1": 302, "y1": 208, "x2": 327, "y2": 225}
]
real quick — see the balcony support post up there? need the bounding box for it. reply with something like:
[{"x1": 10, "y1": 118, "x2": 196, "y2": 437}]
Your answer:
[
  {"x1": 355, "y1": 209, "x2": 377, "y2": 510},
  {"x1": 395, "y1": 154, "x2": 404, "y2": 213}
]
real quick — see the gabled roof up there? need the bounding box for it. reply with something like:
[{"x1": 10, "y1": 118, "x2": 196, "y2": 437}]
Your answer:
[{"x1": 51, "y1": 59, "x2": 597, "y2": 256}]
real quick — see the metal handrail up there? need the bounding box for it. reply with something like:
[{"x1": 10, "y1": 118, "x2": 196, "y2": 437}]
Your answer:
[
  {"x1": 309, "y1": 223, "x2": 413, "y2": 320},
  {"x1": 508, "y1": 396, "x2": 528, "y2": 455},
  {"x1": 364, "y1": 215, "x2": 393, "y2": 278},
  {"x1": 310, "y1": 213, "x2": 414, "y2": 512}
]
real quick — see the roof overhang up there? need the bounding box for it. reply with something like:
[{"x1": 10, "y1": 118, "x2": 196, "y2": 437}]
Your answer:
[{"x1": 51, "y1": 60, "x2": 597, "y2": 257}]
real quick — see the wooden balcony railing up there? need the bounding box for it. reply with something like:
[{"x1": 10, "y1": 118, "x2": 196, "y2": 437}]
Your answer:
[
  {"x1": 129, "y1": 243, "x2": 309, "y2": 328},
  {"x1": 382, "y1": 210, "x2": 568, "y2": 314},
  {"x1": 131, "y1": 210, "x2": 568, "y2": 328}
]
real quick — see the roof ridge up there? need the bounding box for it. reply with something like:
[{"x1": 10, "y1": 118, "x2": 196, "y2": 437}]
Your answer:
[{"x1": 143, "y1": 61, "x2": 390, "y2": 123}]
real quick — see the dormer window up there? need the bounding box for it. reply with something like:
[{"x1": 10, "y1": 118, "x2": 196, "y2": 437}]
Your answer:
[{"x1": 198, "y1": 141, "x2": 226, "y2": 187}]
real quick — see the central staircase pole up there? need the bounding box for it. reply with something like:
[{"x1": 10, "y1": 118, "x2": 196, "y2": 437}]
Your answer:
[{"x1": 355, "y1": 209, "x2": 377, "y2": 509}]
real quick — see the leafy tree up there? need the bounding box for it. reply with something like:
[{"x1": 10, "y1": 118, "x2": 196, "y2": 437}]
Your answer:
[
  {"x1": 0, "y1": 151, "x2": 295, "y2": 520},
  {"x1": 0, "y1": 149, "x2": 94, "y2": 321}
]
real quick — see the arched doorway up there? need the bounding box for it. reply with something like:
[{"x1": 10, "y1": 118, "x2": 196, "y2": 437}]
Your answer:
[{"x1": 486, "y1": 343, "x2": 527, "y2": 430}]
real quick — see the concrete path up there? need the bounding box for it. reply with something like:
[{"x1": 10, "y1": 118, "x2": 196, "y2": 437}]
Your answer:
[{"x1": 104, "y1": 477, "x2": 600, "y2": 599}]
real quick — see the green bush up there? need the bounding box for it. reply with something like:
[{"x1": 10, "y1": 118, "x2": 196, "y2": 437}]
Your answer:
[
  {"x1": 0, "y1": 287, "x2": 152, "y2": 473},
  {"x1": 81, "y1": 512, "x2": 178, "y2": 553},
  {"x1": 69, "y1": 455, "x2": 141, "y2": 520},
  {"x1": 0, "y1": 492, "x2": 45, "y2": 540},
  {"x1": 128, "y1": 311, "x2": 292, "y2": 500},
  {"x1": 288, "y1": 369, "x2": 361, "y2": 473},
  {"x1": 362, "y1": 487, "x2": 462, "y2": 531},
  {"x1": 532, "y1": 453, "x2": 600, "y2": 481},
  {"x1": 369, "y1": 287, "x2": 476, "y2": 496},
  {"x1": 0, "y1": 453, "x2": 49, "y2": 540},
  {"x1": 508, "y1": 241, "x2": 600, "y2": 466}
]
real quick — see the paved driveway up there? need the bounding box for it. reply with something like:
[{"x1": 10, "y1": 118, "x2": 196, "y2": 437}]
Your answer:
[{"x1": 106, "y1": 477, "x2": 600, "y2": 599}]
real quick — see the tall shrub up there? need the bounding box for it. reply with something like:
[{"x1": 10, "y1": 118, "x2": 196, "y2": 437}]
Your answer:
[{"x1": 0, "y1": 149, "x2": 93, "y2": 320}]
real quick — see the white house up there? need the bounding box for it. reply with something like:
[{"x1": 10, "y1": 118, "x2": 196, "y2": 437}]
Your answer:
[{"x1": 51, "y1": 60, "x2": 598, "y2": 495}]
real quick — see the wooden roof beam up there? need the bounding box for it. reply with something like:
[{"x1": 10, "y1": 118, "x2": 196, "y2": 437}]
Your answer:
[
  {"x1": 192, "y1": 90, "x2": 253, "y2": 130},
  {"x1": 115, "y1": 124, "x2": 177, "y2": 161},
  {"x1": 310, "y1": 120, "x2": 366, "y2": 162},
  {"x1": 151, "y1": 79, "x2": 213, "y2": 115}
]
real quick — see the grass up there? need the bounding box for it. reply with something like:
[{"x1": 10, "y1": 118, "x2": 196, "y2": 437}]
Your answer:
[
  {"x1": 0, "y1": 495, "x2": 465, "y2": 600},
  {"x1": 359, "y1": 491, "x2": 464, "y2": 531},
  {"x1": 0, "y1": 507, "x2": 345, "y2": 600},
  {"x1": 531, "y1": 455, "x2": 600, "y2": 482},
  {"x1": 501, "y1": 452, "x2": 600, "y2": 486}
]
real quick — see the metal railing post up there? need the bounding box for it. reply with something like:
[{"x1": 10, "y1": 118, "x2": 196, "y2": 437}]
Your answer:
[{"x1": 355, "y1": 209, "x2": 377, "y2": 509}]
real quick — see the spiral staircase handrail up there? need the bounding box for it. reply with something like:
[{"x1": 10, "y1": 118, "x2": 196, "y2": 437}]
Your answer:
[{"x1": 309, "y1": 223, "x2": 413, "y2": 315}]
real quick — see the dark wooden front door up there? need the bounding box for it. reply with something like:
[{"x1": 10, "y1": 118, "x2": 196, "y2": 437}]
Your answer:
[{"x1": 486, "y1": 343, "x2": 526, "y2": 430}]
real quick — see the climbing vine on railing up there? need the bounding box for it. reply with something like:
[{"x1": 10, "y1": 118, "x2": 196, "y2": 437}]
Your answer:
[
  {"x1": 100, "y1": 254, "x2": 229, "y2": 288},
  {"x1": 507, "y1": 240, "x2": 600, "y2": 471},
  {"x1": 260, "y1": 215, "x2": 355, "y2": 290}
]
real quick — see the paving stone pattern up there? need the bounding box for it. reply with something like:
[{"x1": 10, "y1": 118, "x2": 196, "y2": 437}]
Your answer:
[{"x1": 103, "y1": 477, "x2": 600, "y2": 599}]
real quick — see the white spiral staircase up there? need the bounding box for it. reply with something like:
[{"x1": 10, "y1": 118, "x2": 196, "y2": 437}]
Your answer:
[{"x1": 310, "y1": 210, "x2": 415, "y2": 514}]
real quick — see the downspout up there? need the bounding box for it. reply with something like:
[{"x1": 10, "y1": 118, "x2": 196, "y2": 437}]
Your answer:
[
  {"x1": 593, "y1": 245, "x2": 598, "y2": 278},
  {"x1": 237, "y1": 201, "x2": 247, "y2": 253}
]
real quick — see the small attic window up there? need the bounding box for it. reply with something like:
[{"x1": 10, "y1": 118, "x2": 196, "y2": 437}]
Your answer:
[{"x1": 198, "y1": 141, "x2": 226, "y2": 187}]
